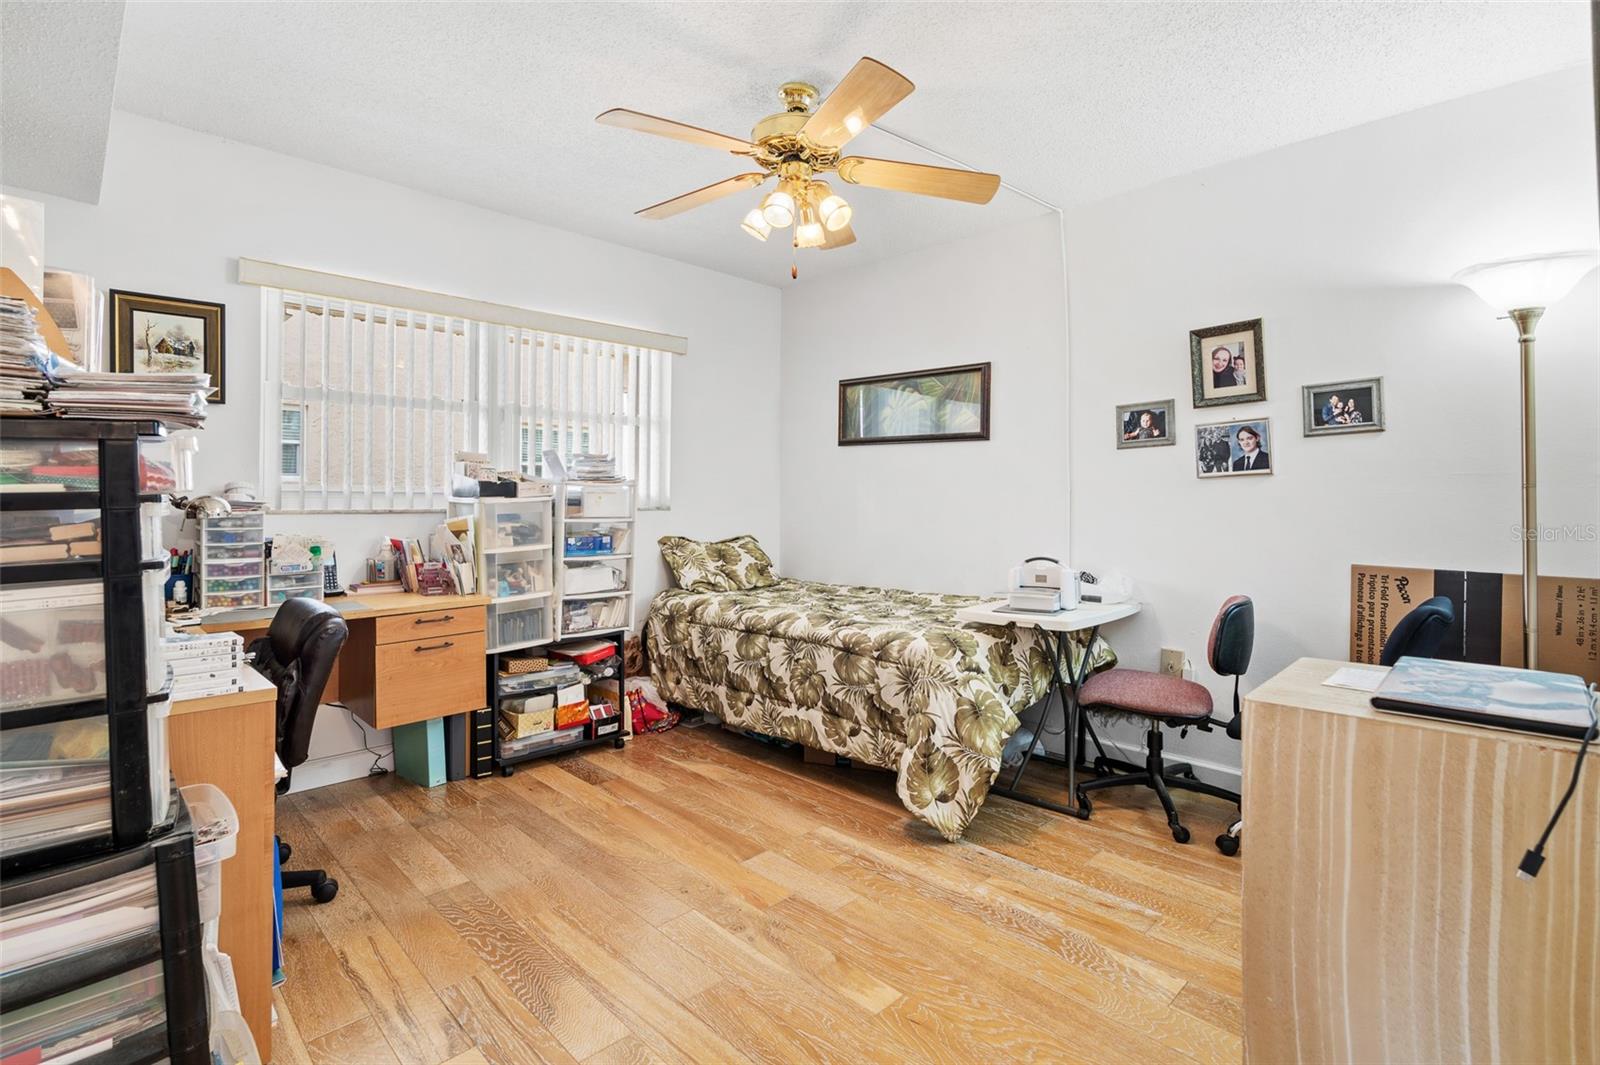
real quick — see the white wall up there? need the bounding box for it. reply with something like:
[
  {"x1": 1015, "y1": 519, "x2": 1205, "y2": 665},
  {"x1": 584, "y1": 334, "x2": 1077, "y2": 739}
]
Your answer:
[
  {"x1": 9, "y1": 111, "x2": 781, "y2": 786},
  {"x1": 781, "y1": 69, "x2": 1599, "y2": 784},
  {"x1": 780, "y1": 211, "x2": 1067, "y2": 594}
]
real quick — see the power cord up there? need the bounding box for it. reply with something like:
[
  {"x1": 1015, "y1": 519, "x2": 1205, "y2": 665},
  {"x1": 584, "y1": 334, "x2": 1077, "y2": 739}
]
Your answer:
[
  {"x1": 327, "y1": 701, "x2": 390, "y2": 778},
  {"x1": 1517, "y1": 684, "x2": 1598, "y2": 881}
]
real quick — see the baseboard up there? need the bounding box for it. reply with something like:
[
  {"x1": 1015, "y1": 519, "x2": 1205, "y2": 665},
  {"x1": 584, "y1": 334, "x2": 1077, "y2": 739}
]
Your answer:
[
  {"x1": 1091, "y1": 738, "x2": 1241, "y2": 792},
  {"x1": 285, "y1": 746, "x2": 394, "y2": 794}
]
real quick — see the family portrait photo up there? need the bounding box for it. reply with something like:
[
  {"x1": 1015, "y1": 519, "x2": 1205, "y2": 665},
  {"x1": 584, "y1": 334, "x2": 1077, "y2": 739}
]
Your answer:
[
  {"x1": 1190, "y1": 318, "x2": 1266, "y2": 407},
  {"x1": 1196, "y1": 418, "x2": 1273, "y2": 477},
  {"x1": 110, "y1": 289, "x2": 226, "y2": 402},
  {"x1": 1116, "y1": 399, "x2": 1175, "y2": 449},
  {"x1": 1303, "y1": 377, "x2": 1384, "y2": 436}
]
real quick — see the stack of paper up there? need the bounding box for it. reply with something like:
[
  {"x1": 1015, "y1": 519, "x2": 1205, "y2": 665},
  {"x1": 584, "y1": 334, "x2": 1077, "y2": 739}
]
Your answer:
[
  {"x1": 45, "y1": 365, "x2": 211, "y2": 428},
  {"x1": 0, "y1": 761, "x2": 111, "y2": 859},
  {"x1": 0, "y1": 295, "x2": 59, "y2": 414},
  {"x1": 161, "y1": 631, "x2": 246, "y2": 700},
  {"x1": 567, "y1": 453, "x2": 622, "y2": 482}
]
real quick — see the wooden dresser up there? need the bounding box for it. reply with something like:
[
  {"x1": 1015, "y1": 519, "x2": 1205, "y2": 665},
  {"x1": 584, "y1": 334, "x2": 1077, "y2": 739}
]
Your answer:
[{"x1": 1241, "y1": 657, "x2": 1597, "y2": 1064}]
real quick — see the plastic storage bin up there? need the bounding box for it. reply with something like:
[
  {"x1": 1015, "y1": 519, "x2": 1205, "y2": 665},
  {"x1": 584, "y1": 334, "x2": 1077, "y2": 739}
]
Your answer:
[
  {"x1": 563, "y1": 521, "x2": 631, "y2": 556},
  {"x1": 0, "y1": 582, "x2": 107, "y2": 710},
  {"x1": 491, "y1": 556, "x2": 547, "y2": 598},
  {"x1": 488, "y1": 601, "x2": 548, "y2": 652},
  {"x1": 137, "y1": 438, "x2": 178, "y2": 495},
  {"x1": 565, "y1": 483, "x2": 631, "y2": 519},
  {"x1": 482, "y1": 500, "x2": 549, "y2": 550},
  {"x1": 0, "y1": 509, "x2": 102, "y2": 568},
  {"x1": 178, "y1": 783, "x2": 238, "y2": 930},
  {"x1": 0, "y1": 438, "x2": 99, "y2": 491}
]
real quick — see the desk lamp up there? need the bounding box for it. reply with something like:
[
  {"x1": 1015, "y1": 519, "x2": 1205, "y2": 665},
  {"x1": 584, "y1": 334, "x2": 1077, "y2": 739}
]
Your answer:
[{"x1": 1452, "y1": 250, "x2": 1599, "y2": 669}]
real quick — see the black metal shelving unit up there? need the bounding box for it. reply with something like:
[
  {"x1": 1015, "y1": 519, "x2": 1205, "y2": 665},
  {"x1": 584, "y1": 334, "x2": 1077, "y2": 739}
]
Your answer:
[
  {"x1": 1, "y1": 417, "x2": 210, "y2": 1062},
  {"x1": 0, "y1": 790, "x2": 210, "y2": 1065},
  {"x1": 490, "y1": 632, "x2": 627, "y2": 777}
]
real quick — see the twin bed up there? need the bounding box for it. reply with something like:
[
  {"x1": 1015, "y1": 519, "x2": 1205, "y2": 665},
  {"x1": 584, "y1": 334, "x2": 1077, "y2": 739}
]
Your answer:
[{"x1": 644, "y1": 542, "x2": 1114, "y2": 840}]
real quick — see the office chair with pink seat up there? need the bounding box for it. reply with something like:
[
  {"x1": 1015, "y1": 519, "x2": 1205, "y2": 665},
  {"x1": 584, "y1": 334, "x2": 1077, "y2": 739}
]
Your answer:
[{"x1": 1075, "y1": 595, "x2": 1253, "y2": 853}]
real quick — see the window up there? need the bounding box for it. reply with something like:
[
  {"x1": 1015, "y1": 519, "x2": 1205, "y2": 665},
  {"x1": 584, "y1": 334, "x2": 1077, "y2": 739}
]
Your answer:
[
  {"x1": 263, "y1": 289, "x2": 672, "y2": 511},
  {"x1": 280, "y1": 407, "x2": 303, "y2": 479}
]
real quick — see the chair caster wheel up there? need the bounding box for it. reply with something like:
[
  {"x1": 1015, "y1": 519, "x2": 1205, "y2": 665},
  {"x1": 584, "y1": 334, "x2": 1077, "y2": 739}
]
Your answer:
[
  {"x1": 278, "y1": 841, "x2": 291, "y2": 864},
  {"x1": 311, "y1": 877, "x2": 338, "y2": 904},
  {"x1": 1216, "y1": 833, "x2": 1239, "y2": 856},
  {"x1": 1092, "y1": 757, "x2": 1109, "y2": 775},
  {"x1": 1181, "y1": 768, "x2": 1197, "y2": 780},
  {"x1": 1170, "y1": 824, "x2": 1191, "y2": 844},
  {"x1": 500, "y1": 765, "x2": 514, "y2": 777},
  {"x1": 1074, "y1": 789, "x2": 1092, "y2": 816},
  {"x1": 613, "y1": 736, "x2": 625, "y2": 749}
]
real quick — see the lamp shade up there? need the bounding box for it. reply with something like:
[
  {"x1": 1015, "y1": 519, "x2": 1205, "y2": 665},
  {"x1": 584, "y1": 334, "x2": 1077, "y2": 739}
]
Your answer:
[{"x1": 1452, "y1": 250, "x2": 1599, "y2": 313}]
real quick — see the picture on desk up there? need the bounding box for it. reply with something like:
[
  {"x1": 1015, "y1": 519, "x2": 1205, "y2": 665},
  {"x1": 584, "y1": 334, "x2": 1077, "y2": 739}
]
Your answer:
[
  {"x1": 1195, "y1": 418, "x2": 1272, "y2": 477},
  {"x1": 1116, "y1": 400, "x2": 1175, "y2": 449}
]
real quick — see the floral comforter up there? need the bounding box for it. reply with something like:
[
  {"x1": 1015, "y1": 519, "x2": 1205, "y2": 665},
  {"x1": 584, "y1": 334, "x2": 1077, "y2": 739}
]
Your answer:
[{"x1": 644, "y1": 578, "x2": 1115, "y2": 840}]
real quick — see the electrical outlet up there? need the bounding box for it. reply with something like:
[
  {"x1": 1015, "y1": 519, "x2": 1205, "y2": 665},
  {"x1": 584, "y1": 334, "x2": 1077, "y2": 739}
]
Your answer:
[{"x1": 1159, "y1": 648, "x2": 1185, "y2": 677}]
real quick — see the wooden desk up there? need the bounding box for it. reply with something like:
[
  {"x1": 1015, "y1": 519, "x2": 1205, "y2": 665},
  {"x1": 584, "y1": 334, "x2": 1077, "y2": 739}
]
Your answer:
[
  {"x1": 168, "y1": 671, "x2": 277, "y2": 1058},
  {"x1": 1242, "y1": 657, "x2": 1597, "y2": 1064},
  {"x1": 177, "y1": 592, "x2": 489, "y2": 1056},
  {"x1": 199, "y1": 591, "x2": 491, "y2": 729}
]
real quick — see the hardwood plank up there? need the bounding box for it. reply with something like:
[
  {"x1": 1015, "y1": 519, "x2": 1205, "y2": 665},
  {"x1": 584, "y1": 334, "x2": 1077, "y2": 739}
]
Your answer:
[
  {"x1": 269, "y1": 987, "x2": 315, "y2": 1065},
  {"x1": 429, "y1": 884, "x2": 630, "y2": 1060},
  {"x1": 437, "y1": 972, "x2": 581, "y2": 1065},
  {"x1": 305, "y1": 1016, "x2": 402, "y2": 1065},
  {"x1": 578, "y1": 1034, "x2": 669, "y2": 1065}
]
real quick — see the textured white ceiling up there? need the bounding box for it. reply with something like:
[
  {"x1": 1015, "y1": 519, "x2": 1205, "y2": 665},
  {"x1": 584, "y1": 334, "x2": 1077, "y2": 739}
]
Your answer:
[
  {"x1": 32, "y1": 2, "x2": 1600, "y2": 285},
  {"x1": 0, "y1": 1, "x2": 124, "y2": 203}
]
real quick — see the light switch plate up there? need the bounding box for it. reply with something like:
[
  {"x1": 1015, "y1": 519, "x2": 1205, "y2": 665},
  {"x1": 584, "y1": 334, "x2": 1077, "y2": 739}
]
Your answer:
[{"x1": 1159, "y1": 648, "x2": 1185, "y2": 678}]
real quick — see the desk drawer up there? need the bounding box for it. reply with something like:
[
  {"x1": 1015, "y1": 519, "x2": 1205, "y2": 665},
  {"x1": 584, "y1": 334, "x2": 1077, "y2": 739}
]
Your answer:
[
  {"x1": 375, "y1": 607, "x2": 483, "y2": 644},
  {"x1": 372, "y1": 629, "x2": 485, "y2": 728}
]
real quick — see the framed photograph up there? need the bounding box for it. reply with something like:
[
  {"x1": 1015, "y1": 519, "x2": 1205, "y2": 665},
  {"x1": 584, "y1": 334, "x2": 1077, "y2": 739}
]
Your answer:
[
  {"x1": 1190, "y1": 318, "x2": 1265, "y2": 407},
  {"x1": 838, "y1": 362, "x2": 990, "y2": 445},
  {"x1": 110, "y1": 290, "x2": 225, "y2": 403},
  {"x1": 1116, "y1": 399, "x2": 1175, "y2": 449},
  {"x1": 1196, "y1": 417, "x2": 1273, "y2": 478},
  {"x1": 1303, "y1": 377, "x2": 1384, "y2": 436}
]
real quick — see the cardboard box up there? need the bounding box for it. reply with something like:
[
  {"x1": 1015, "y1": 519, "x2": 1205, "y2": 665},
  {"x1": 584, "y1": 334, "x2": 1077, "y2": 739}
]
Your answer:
[
  {"x1": 1350, "y1": 564, "x2": 1598, "y2": 684},
  {"x1": 500, "y1": 702, "x2": 555, "y2": 739}
]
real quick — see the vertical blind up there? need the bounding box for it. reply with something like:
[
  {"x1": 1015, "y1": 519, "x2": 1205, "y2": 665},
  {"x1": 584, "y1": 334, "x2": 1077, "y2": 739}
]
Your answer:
[{"x1": 263, "y1": 289, "x2": 672, "y2": 512}]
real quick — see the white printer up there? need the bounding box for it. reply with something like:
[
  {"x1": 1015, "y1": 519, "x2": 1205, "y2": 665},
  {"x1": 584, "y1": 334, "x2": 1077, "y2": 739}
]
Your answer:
[{"x1": 1008, "y1": 556, "x2": 1080, "y2": 612}]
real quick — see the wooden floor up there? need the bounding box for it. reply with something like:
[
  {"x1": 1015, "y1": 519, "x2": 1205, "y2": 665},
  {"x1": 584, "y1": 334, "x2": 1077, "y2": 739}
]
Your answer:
[{"x1": 269, "y1": 724, "x2": 1243, "y2": 1065}]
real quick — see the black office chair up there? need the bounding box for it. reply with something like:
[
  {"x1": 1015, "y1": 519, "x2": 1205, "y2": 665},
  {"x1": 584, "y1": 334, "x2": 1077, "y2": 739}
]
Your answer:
[
  {"x1": 1075, "y1": 596, "x2": 1254, "y2": 853},
  {"x1": 1380, "y1": 596, "x2": 1455, "y2": 665},
  {"x1": 249, "y1": 598, "x2": 348, "y2": 904}
]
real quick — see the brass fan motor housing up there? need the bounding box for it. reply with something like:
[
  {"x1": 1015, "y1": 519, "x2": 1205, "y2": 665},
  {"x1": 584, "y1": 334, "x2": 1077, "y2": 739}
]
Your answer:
[{"x1": 751, "y1": 83, "x2": 840, "y2": 174}]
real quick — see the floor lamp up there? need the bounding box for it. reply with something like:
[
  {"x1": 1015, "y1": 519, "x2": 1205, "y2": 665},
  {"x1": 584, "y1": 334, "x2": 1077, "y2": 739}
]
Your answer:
[{"x1": 1452, "y1": 250, "x2": 1599, "y2": 670}]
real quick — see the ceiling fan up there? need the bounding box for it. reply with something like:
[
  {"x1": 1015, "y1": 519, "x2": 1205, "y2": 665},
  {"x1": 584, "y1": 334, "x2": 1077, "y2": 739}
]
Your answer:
[{"x1": 597, "y1": 57, "x2": 1001, "y2": 276}]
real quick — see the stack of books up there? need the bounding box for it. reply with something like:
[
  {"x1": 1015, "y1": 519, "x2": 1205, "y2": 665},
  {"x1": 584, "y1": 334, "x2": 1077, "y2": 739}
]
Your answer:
[
  {"x1": 567, "y1": 453, "x2": 622, "y2": 482},
  {"x1": 46, "y1": 366, "x2": 211, "y2": 428},
  {"x1": 160, "y1": 631, "x2": 246, "y2": 700},
  {"x1": 0, "y1": 295, "x2": 59, "y2": 414}
]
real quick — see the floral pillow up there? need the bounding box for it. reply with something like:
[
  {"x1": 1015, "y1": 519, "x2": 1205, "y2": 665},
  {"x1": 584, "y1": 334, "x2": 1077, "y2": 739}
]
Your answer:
[
  {"x1": 715, "y1": 535, "x2": 778, "y2": 590},
  {"x1": 659, "y1": 536, "x2": 736, "y2": 592},
  {"x1": 658, "y1": 534, "x2": 778, "y2": 591}
]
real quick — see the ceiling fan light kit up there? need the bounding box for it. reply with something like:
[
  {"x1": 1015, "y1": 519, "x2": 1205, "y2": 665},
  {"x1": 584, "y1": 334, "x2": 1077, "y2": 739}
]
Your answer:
[{"x1": 597, "y1": 56, "x2": 1001, "y2": 277}]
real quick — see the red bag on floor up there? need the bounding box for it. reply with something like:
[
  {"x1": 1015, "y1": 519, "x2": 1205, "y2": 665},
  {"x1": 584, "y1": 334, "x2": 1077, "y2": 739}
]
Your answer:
[{"x1": 626, "y1": 678, "x2": 678, "y2": 733}]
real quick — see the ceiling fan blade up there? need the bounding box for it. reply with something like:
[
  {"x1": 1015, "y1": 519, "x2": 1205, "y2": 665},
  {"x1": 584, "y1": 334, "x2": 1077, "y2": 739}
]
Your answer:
[
  {"x1": 836, "y1": 156, "x2": 1001, "y2": 204},
  {"x1": 636, "y1": 173, "x2": 768, "y2": 220},
  {"x1": 820, "y1": 222, "x2": 857, "y2": 250},
  {"x1": 800, "y1": 57, "x2": 914, "y2": 149},
  {"x1": 596, "y1": 108, "x2": 755, "y2": 155}
]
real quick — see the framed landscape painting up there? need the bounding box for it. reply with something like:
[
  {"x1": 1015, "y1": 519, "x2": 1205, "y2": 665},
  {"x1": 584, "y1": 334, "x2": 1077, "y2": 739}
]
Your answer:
[
  {"x1": 110, "y1": 289, "x2": 226, "y2": 403},
  {"x1": 838, "y1": 362, "x2": 991, "y2": 445}
]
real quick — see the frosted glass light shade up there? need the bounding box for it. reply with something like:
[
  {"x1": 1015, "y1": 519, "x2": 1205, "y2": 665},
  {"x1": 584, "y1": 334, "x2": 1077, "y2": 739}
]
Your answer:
[
  {"x1": 760, "y1": 189, "x2": 795, "y2": 228},
  {"x1": 1452, "y1": 250, "x2": 1599, "y2": 313},
  {"x1": 740, "y1": 209, "x2": 771, "y2": 241},
  {"x1": 818, "y1": 194, "x2": 852, "y2": 232},
  {"x1": 795, "y1": 221, "x2": 826, "y2": 248}
]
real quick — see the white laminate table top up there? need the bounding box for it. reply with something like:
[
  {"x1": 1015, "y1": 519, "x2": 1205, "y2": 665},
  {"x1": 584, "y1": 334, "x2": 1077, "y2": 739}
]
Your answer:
[{"x1": 954, "y1": 599, "x2": 1141, "y2": 632}]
